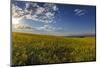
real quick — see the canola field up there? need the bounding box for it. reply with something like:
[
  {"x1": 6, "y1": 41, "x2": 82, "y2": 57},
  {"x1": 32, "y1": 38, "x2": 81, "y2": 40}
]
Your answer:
[{"x1": 12, "y1": 32, "x2": 96, "y2": 66}]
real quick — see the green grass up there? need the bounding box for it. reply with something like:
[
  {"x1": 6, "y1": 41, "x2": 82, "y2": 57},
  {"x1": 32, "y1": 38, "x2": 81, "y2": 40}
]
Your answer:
[{"x1": 12, "y1": 32, "x2": 96, "y2": 66}]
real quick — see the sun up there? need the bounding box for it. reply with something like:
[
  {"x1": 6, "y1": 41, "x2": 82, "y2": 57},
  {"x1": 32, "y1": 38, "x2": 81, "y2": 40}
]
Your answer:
[{"x1": 12, "y1": 17, "x2": 20, "y2": 25}]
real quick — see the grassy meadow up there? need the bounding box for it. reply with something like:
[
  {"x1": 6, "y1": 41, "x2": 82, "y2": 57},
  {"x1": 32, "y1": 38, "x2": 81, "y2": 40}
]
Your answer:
[{"x1": 12, "y1": 32, "x2": 96, "y2": 66}]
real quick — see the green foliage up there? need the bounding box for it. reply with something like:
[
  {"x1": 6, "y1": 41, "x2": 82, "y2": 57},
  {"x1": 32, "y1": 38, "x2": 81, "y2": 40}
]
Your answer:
[{"x1": 12, "y1": 32, "x2": 96, "y2": 66}]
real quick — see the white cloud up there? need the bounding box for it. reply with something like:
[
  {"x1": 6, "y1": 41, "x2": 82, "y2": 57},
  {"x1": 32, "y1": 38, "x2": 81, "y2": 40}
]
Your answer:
[
  {"x1": 12, "y1": 4, "x2": 24, "y2": 17},
  {"x1": 43, "y1": 25, "x2": 55, "y2": 31},
  {"x1": 35, "y1": 7, "x2": 45, "y2": 14},
  {"x1": 43, "y1": 3, "x2": 58, "y2": 11},
  {"x1": 34, "y1": 25, "x2": 54, "y2": 31},
  {"x1": 12, "y1": 4, "x2": 22, "y2": 11},
  {"x1": 74, "y1": 9, "x2": 86, "y2": 16},
  {"x1": 12, "y1": 2, "x2": 61, "y2": 32},
  {"x1": 78, "y1": 12, "x2": 85, "y2": 16},
  {"x1": 35, "y1": 24, "x2": 62, "y2": 32},
  {"x1": 25, "y1": 14, "x2": 32, "y2": 19},
  {"x1": 25, "y1": 3, "x2": 30, "y2": 9},
  {"x1": 45, "y1": 12, "x2": 54, "y2": 18},
  {"x1": 13, "y1": 23, "x2": 33, "y2": 29},
  {"x1": 12, "y1": 2, "x2": 59, "y2": 23},
  {"x1": 31, "y1": 3, "x2": 39, "y2": 8},
  {"x1": 52, "y1": 5, "x2": 58, "y2": 11}
]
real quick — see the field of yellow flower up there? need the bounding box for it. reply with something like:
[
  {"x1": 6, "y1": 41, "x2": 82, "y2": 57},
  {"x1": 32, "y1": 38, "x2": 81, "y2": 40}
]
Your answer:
[{"x1": 12, "y1": 32, "x2": 96, "y2": 66}]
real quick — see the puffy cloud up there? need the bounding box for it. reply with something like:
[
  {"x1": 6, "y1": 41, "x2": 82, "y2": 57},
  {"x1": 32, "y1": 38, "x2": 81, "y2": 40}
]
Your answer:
[
  {"x1": 14, "y1": 23, "x2": 62, "y2": 32},
  {"x1": 74, "y1": 9, "x2": 86, "y2": 16},
  {"x1": 35, "y1": 7, "x2": 45, "y2": 14},
  {"x1": 12, "y1": 2, "x2": 59, "y2": 23},
  {"x1": 12, "y1": 4, "x2": 25, "y2": 18},
  {"x1": 35, "y1": 24, "x2": 62, "y2": 32},
  {"x1": 15, "y1": 24, "x2": 33, "y2": 29},
  {"x1": 41, "y1": 25, "x2": 56, "y2": 31},
  {"x1": 52, "y1": 5, "x2": 58, "y2": 11},
  {"x1": 43, "y1": 3, "x2": 58, "y2": 11},
  {"x1": 25, "y1": 3, "x2": 30, "y2": 9},
  {"x1": 12, "y1": 1, "x2": 62, "y2": 32},
  {"x1": 33, "y1": 25, "x2": 54, "y2": 31},
  {"x1": 45, "y1": 12, "x2": 54, "y2": 18}
]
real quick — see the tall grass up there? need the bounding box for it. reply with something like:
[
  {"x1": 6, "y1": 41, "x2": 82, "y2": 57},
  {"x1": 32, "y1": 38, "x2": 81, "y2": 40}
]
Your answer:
[{"x1": 12, "y1": 32, "x2": 96, "y2": 66}]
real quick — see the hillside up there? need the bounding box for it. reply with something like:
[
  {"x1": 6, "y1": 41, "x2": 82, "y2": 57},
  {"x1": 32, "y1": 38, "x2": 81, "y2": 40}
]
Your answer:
[{"x1": 12, "y1": 32, "x2": 96, "y2": 66}]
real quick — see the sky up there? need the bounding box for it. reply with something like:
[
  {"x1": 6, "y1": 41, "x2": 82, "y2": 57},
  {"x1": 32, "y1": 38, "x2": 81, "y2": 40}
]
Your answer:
[{"x1": 12, "y1": 0, "x2": 96, "y2": 36}]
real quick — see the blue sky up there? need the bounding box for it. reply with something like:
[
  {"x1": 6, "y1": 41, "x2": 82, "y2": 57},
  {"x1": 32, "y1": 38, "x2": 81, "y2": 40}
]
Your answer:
[{"x1": 12, "y1": 1, "x2": 96, "y2": 36}]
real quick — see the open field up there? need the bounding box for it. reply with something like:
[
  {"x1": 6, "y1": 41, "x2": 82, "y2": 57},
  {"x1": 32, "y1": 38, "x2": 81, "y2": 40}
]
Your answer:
[{"x1": 12, "y1": 32, "x2": 96, "y2": 66}]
